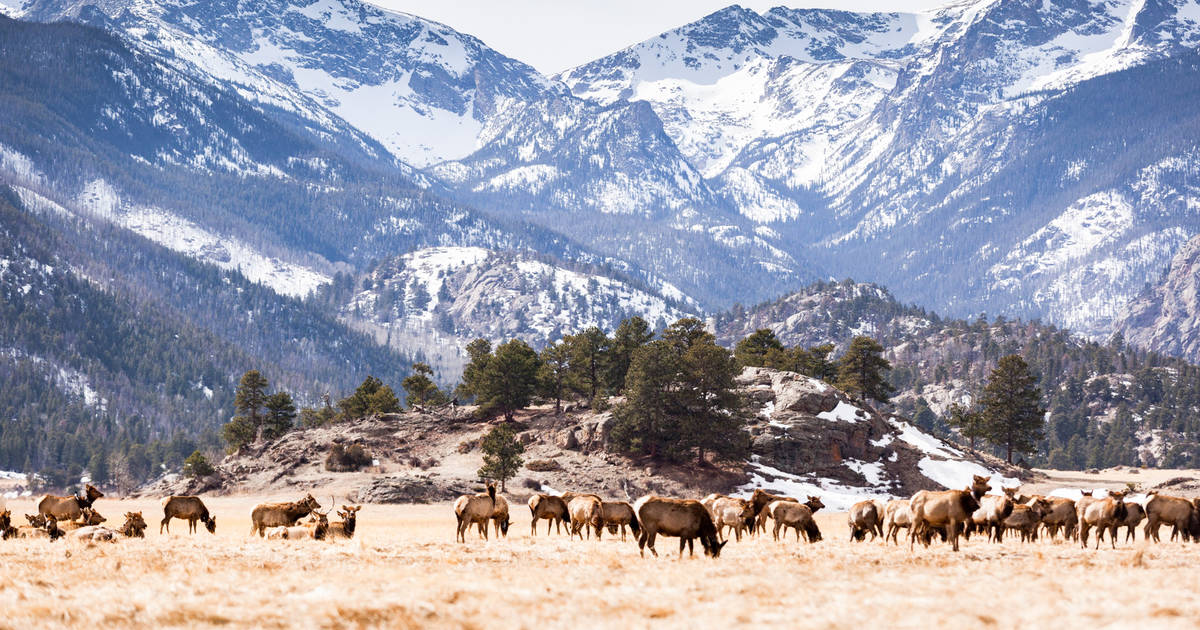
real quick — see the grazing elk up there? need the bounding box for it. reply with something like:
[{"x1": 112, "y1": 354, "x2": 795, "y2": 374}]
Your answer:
[
  {"x1": 161, "y1": 496, "x2": 217, "y2": 535},
  {"x1": 250, "y1": 494, "x2": 321, "y2": 537},
  {"x1": 968, "y1": 488, "x2": 1016, "y2": 543},
  {"x1": 328, "y1": 506, "x2": 362, "y2": 540},
  {"x1": 1037, "y1": 496, "x2": 1078, "y2": 541},
  {"x1": 770, "y1": 500, "x2": 822, "y2": 543},
  {"x1": 1002, "y1": 498, "x2": 1052, "y2": 542},
  {"x1": 635, "y1": 496, "x2": 725, "y2": 558},
  {"x1": 909, "y1": 474, "x2": 991, "y2": 552},
  {"x1": 848, "y1": 500, "x2": 883, "y2": 542},
  {"x1": 883, "y1": 499, "x2": 913, "y2": 545},
  {"x1": 702, "y1": 495, "x2": 755, "y2": 542},
  {"x1": 528, "y1": 494, "x2": 570, "y2": 536},
  {"x1": 568, "y1": 495, "x2": 604, "y2": 540},
  {"x1": 489, "y1": 494, "x2": 510, "y2": 538},
  {"x1": 1143, "y1": 493, "x2": 1200, "y2": 543},
  {"x1": 38, "y1": 484, "x2": 104, "y2": 523},
  {"x1": 601, "y1": 501, "x2": 640, "y2": 541},
  {"x1": 1078, "y1": 490, "x2": 1129, "y2": 549},
  {"x1": 454, "y1": 484, "x2": 497, "y2": 543}
]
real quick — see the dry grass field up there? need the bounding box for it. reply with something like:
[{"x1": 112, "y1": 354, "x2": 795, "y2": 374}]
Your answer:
[{"x1": 2, "y1": 494, "x2": 1200, "y2": 630}]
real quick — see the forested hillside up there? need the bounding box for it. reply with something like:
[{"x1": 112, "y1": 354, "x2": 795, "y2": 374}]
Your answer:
[{"x1": 715, "y1": 280, "x2": 1200, "y2": 469}]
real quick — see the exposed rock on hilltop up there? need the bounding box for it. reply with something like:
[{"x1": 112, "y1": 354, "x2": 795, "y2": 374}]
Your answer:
[
  {"x1": 1116, "y1": 235, "x2": 1200, "y2": 363},
  {"x1": 139, "y1": 368, "x2": 1018, "y2": 508}
]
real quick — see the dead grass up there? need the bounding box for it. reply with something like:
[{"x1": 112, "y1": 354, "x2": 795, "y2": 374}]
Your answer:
[{"x1": 2, "y1": 496, "x2": 1200, "y2": 629}]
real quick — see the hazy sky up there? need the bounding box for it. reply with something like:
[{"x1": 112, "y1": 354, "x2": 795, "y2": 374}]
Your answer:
[{"x1": 371, "y1": 1, "x2": 950, "y2": 74}]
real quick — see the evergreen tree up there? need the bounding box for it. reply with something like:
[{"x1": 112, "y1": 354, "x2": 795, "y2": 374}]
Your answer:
[
  {"x1": 182, "y1": 450, "x2": 215, "y2": 478},
  {"x1": 262, "y1": 391, "x2": 297, "y2": 440},
  {"x1": 608, "y1": 316, "x2": 654, "y2": 391},
  {"x1": 539, "y1": 341, "x2": 572, "y2": 414},
  {"x1": 836, "y1": 336, "x2": 895, "y2": 403},
  {"x1": 455, "y1": 339, "x2": 493, "y2": 401},
  {"x1": 566, "y1": 327, "x2": 611, "y2": 403},
  {"x1": 980, "y1": 355, "x2": 1046, "y2": 464},
  {"x1": 233, "y1": 370, "x2": 269, "y2": 429},
  {"x1": 734, "y1": 329, "x2": 785, "y2": 368},
  {"x1": 946, "y1": 402, "x2": 986, "y2": 450},
  {"x1": 791, "y1": 343, "x2": 837, "y2": 382},
  {"x1": 339, "y1": 375, "x2": 400, "y2": 419},
  {"x1": 476, "y1": 339, "x2": 541, "y2": 421},
  {"x1": 478, "y1": 424, "x2": 525, "y2": 491},
  {"x1": 402, "y1": 363, "x2": 448, "y2": 409}
]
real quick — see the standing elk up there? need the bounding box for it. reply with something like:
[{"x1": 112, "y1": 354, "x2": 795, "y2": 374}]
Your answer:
[
  {"x1": 161, "y1": 496, "x2": 216, "y2": 535},
  {"x1": 490, "y1": 494, "x2": 510, "y2": 538},
  {"x1": 968, "y1": 488, "x2": 1016, "y2": 543},
  {"x1": 1037, "y1": 496, "x2": 1078, "y2": 541},
  {"x1": 601, "y1": 501, "x2": 640, "y2": 541},
  {"x1": 38, "y1": 484, "x2": 104, "y2": 523},
  {"x1": 635, "y1": 496, "x2": 725, "y2": 558},
  {"x1": 568, "y1": 495, "x2": 604, "y2": 540},
  {"x1": 883, "y1": 499, "x2": 913, "y2": 545},
  {"x1": 909, "y1": 474, "x2": 991, "y2": 552},
  {"x1": 528, "y1": 494, "x2": 570, "y2": 536},
  {"x1": 454, "y1": 484, "x2": 497, "y2": 543},
  {"x1": 1002, "y1": 498, "x2": 1052, "y2": 542},
  {"x1": 848, "y1": 500, "x2": 883, "y2": 542},
  {"x1": 701, "y1": 495, "x2": 755, "y2": 542},
  {"x1": 771, "y1": 500, "x2": 822, "y2": 543},
  {"x1": 1078, "y1": 490, "x2": 1129, "y2": 549},
  {"x1": 1143, "y1": 493, "x2": 1200, "y2": 543},
  {"x1": 249, "y1": 494, "x2": 321, "y2": 537}
]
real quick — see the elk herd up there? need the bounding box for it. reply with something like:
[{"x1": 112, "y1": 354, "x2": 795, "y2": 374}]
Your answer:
[
  {"x1": 0, "y1": 485, "x2": 362, "y2": 544},
  {"x1": 453, "y1": 476, "x2": 1200, "y2": 558}
]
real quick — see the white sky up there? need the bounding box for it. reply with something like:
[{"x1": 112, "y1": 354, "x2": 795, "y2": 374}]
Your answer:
[{"x1": 371, "y1": 1, "x2": 950, "y2": 74}]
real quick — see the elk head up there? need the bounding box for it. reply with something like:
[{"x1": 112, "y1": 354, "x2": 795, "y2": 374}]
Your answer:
[{"x1": 806, "y1": 496, "x2": 825, "y2": 513}]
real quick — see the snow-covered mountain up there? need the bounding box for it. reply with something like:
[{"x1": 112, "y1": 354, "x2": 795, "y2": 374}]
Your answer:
[{"x1": 341, "y1": 246, "x2": 698, "y2": 377}]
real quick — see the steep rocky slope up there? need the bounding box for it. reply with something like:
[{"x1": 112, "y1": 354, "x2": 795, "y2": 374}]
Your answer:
[{"x1": 1116, "y1": 234, "x2": 1200, "y2": 363}]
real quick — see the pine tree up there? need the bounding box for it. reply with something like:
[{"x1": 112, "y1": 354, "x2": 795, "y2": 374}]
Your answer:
[
  {"x1": 476, "y1": 339, "x2": 541, "y2": 421},
  {"x1": 539, "y1": 341, "x2": 572, "y2": 414},
  {"x1": 402, "y1": 362, "x2": 448, "y2": 409},
  {"x1": 566, "y1": 327, "x2": 611, "y2": 403},
  {"x1": 980, "y1": 355, "x2": 1046, "y2": 464},
  {"x1": 339, "y1": 376, "x2": 401, "y2": 419},
  {"x1": 734, "y1": 329, "x2": 785, "y2": 368},
  {"x1": 946, "y1": 402, "x2": 986, "y2": 450},
  {"x1": 835, "y1": 336, "x2": 895, "y2": 403},
  {"x1": 790, "y1": 343, "x2": 837, "y2": 382},
  {"x1": 455, "y1": 339, "x2": 492, "y2": 401},
  {"x1": 262, "y1": 391, "x2": 297, "y2": 440},
  {"x1": 182, "y1": 450, "x2": 215, "y2": 479},
  {"x1": 608, "y1": 316, "x2": 654, "y2": 392},
  {"x1": 478, "y1": 424, "x2": 524, "y2": 491}
]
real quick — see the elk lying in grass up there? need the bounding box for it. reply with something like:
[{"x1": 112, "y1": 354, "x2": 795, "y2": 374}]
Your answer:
[
  {"x1": 454, "y1": 484, "x2": 497, "y2": 543},
  {"x1": 55, "y1": 507, "x2": 106, "y2": 531},
  {"x1": 0, "y1": 510, "x2": 15, "y2": 540},
  {"x1": 38, "y1": 484, "x2": 104, "y2": 523},
  {"x1": 161, "y1": 496, "x2": 216, "y2": 535},
  {"x1": 568, "y1": 495, "x2": 604, "y2": 541},
  {"x1": 601, "y1": 501, "x2": 640, "y2": 541},
  {"x1": 528, "y1": 494, "x2": 569, "y2": 536},
  {"x1": 769, "y1": 500, "x2": 822, "y2": 543},
  {"x1": 910, "y1": 474, "x2": 991, "y2": 552},
  {"x1": 848, "y1": 500, "x2": 883, "y2": 542},
  {"x1": 635, "y1": 496, "x2": 725, "y2": 558},
  {"x1": 250, "y1": 494, "x2": 321, "y2": 537},
  {"x1": 1078, "y1": 490, "x2": 1129, "y2": 549},
  {"x1": 328, "y1": 506, "x2": 362, "y2": 540},
  {"x1": 283, "y1": 511, "x2": 331, "y2": 540}
]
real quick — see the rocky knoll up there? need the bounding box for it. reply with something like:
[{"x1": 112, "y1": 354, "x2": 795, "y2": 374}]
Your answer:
[{"x1": 138, "y1": 368, "x2": 1017, "y2": 507}]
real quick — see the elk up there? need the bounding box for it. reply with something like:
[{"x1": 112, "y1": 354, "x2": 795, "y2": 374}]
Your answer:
[
  {"x1": 69, "y1": 512, "x2": 148, "y2": 542},
  {"x1": 250, "y1": 494, "x2": 321, "y2": 537},
  {"x1": 0, "y1": 510, "x2": 14, "y2": 539},
  {"x1": 1078, "y1": 490, "x2": 1129, "y2": 549},
  {"x1": 702, "y1": 495, "x2": 755, "y2": 542},
  {"x1": 883, "y1": 499, "x2": 913, "y2": 545},
  {"x1": 748, "y1": 489, "x2": 802, "y2": 535},
  {"x1": 909, "y1": 474, "x2": 990, "y2": 552},
  {"x1": 635, "y1": 496, "x2": 725, "y2": 558},
  {"x1": 770, "y1": 500, "x2": 822, "y2": 543},
  {"x1": 1037, "y1": 496, "x2": 1078, "y2": 541},
  {"x1": 528, "y1": 494, "x2": 570, "y2": 536},
  {"x1": 161, "y1": 496, "x2": 216, "y2": 535},
  {"x1": 328, "y1": 506, "x2": 362, "y2": 540},
  {"x1": 37, "y1": 484, "x2": 104, "y2": 523},
  {"x1": 568, "y1": 495, "x2": 604, "y2": 540},
  {"x1": 280, "y1": 511, "x2": 330, "y2": 540},
  {"x1": 1002, "y1": 498, "x2": 1052, "y2": 542},
  {"x1": 848, "y1": 500, "x2": 883, "y2": 542},
  {"x1": 119, "y1": 512, "x2": 147, "y2": 538},
  {"x1": 55, "y1": 507, "x2": 106, "y2": 531},
  {"x1": 601, "y1": 501, "x2": 640, "y2": 541},
  {"x1": 454, "y1": 484, "x2": 497, "y2": 543},
  {"x1": 1143, "y1": 493, "x2": 1199, "y2": 543},
  {"x1": 490, "y1": 494, "x2": 510, "y2": 538}
]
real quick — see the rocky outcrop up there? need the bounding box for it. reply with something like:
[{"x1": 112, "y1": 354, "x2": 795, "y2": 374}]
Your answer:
[{"x1": 1115, "y1": 235, "x2": 1200, "y2": 362}]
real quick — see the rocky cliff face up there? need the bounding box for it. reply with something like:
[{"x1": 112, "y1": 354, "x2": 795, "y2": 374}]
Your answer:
[{"x1": 1115, "y1": 234, "x2": 1200, "y2": 362}]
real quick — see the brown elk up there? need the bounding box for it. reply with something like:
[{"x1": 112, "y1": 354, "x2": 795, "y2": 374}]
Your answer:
[
  {"x1": 1002, "y1": 498, "x2": 1052, "y2": 542},
  {"x1": 454, "y1": 484, "x2": 497, "y2": 542},
  {"x1": 909, "y1": 474, "x2": 991, "y2": 552},
  {"x1": 601, "y1": 501, "x2": 640, "y2": 541},
  {"x1": 37, "y1": 484, "x2": 104, "y2": 523},
  {"x1": 635, "y1": 496, "x2": 725, "y2": 558},
  {"x1": 328, "y1": 506, "x2": 361, "y2": 540},
  {"x1": 883, "y1": 499, "x2": 912, "y2": 545},
  {"x1": 119, "y1": 512, "x2": 147, "y2": 538},
  {"x1": 528, "y1": 494, "x2": 570, "y2": 535},
  {"x1": 0, "y1": 509, "x2": 14, "y2": 539},
  {"x1": 161, "y1": 496, "x2": 217, "y2": 535},
  {"x1": 490, "y1": 494, "x2": 510, "y2": 538},
  {"x1": 702, "y1": 495, "x2": 755, "y2": 542},
  {"x1": 1143, "y1": 493, "x2": 1199, "y2": 543},
  {"x1": 967, "y1": 488, "x2": 1016, "y2": 542},
  {"x1": 55, "y1": 507, "x2": 106, "y2": 531},
  {"x1": 568, "y1": 495, "x2": 604, "y2": 540},
  {"x1": 1078, "y1": 490, "x2": 1129, "y2": 549},
  {"x1": 1037, "y1": 496, "x2": 1078, "y2": 541},
  {"x1": 282, "y1": 511, "x2": 330, "y2": 540},
  {"x1": 16, "y1": 514, "x2": 62, "y2": 541},
  {"x1": 848, "y1": 500, "x2": 883, "y2": 542},
  {"x1": 770, "y1": 500, "x2": 822, "y2": 543},
  {"x1": 249, "y1": 494, "x2": 321, "y2": 537}
]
